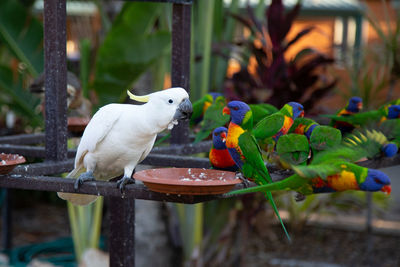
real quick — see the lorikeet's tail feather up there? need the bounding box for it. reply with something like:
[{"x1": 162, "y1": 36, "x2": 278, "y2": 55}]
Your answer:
[
  {"x1": 263, "y1": 191, "x2": 291, "y2": 242},
  {"x1": 57, "y1": 166, "x2": 98, "y2": 206}
]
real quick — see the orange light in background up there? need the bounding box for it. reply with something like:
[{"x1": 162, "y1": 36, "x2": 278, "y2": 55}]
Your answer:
[
  {"x1": 226, "y1": 59, "x2": 241, "y2": 78},
  {"x1": 67, "y1": 40, "x2": 80, "y2": 60}
]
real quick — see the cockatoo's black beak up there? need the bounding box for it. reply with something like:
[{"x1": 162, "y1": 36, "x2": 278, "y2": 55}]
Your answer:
[{"x1": 174, "y1": 98, "x2": 193, "y2": 120}]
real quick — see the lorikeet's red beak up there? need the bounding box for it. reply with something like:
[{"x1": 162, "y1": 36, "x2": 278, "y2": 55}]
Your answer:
[
  {"x1": 381, "y1": 185, "x2": 391, "y2": 195},
  {"x1": 299, "y1": 111, "x2": 305, "y2": 118},
  {"x1": 220, "y1": 131, "x2": 227, "y2": 142},
  {"x1": 357, "y1": 102, "x2": 363, "y2": 110},
  {"x1": 223, "y1": 106, "x2": 230, "y2": 115}
]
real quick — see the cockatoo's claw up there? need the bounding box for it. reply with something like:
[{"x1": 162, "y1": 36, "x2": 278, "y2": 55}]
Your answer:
[
  {"x1": 74, "y1": 171, "x2": 95, "y2": 190},
  {"x1": 117, "y1": 176, "x2": 135, "y2": 193},
  {"x1": 235, "y1": 172, "x2": 250, "y2": 188},
  {"x1": 295, "y1": 192, "x2": 306, "y2": 202}
]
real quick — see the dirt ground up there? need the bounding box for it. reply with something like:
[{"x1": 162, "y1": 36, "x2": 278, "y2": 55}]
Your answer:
[{"x1": 245, "y1": 225, "x2": 400, "y2": 267}]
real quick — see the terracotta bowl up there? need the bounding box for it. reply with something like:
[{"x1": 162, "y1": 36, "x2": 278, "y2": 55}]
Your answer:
[
  {"x1": 68, "y1": 117, "x2": 90, "y2": 132},
  {"x1": 0, "y1": 153, "x2": 26, "y2": 175},
  {"x1": 134, "y1": 168, "x2": 241, "y2": 195}
]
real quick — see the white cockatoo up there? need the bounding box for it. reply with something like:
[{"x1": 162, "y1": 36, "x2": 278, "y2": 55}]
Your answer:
[{"x1": 58, "y1": 87, "x2": 192, "y2": 205}]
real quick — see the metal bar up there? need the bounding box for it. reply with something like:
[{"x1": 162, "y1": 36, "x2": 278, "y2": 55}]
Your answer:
[
  {"x1": 152, "y1": 141, "x2": 211, "y2": 155},
  {"x1": 1, "y1": 189, "x2": 12, "y2": 251},
  {"x1": 142, "y1": 154, "x2": 210, "y2": 168},
  {"x1": 12, "y1": 160, "x2": 74, "y2": 176},
  {"x1": 44, "y1": 0, "x2": 68, "y2": 161},
  {"x1": 109, "y1": 196, "x2": 135, "y2": 267},
  {"x1": 0, "y1": 140, "x2": 211, "y2": 158},
  {"x1": 0, "y1": 144, "x2": 76, "y2": 159},
  {"x1": 170, "y1": 3, "x2": 192, "y2": 145},
  {"x1": 0, "y1": 174, "x2": 238, "y2": 204},
  {"x1": 0, "y1": 133, "x2": 45, "y2": 145}
]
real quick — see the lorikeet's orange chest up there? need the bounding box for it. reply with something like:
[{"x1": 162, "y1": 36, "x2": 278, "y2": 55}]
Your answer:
[
  {"x1": 282, "y1": 116, "x2": 294, "y2": 134},
  {"x1": 274, "y1": 116, "x2": 293, "y2": 139},
  {"x1": 294, "y1": 124, "x2": 307, "y2": 135},
  {"x1": 311, "y1": 170, "x2": 359, "y2": 193},
  {"x1": 226, "y1": 123, "x2": 244, "y2": 149},
  {"x1": 209, "y1": 149, "x2": 236, "y2": 169}
]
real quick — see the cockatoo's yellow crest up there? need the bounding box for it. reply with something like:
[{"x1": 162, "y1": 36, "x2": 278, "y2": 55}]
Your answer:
[{"x1": 127, "y1": 90, "x2": 150, "y2": 102}]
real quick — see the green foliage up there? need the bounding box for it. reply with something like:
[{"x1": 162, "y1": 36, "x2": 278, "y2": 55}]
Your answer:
[
  {"x1": 92, "y1": 2, "x2": 171, "y2": 106},
  {"x1": 0, "y1": 0, "x2": 44, "y2": 128},
  {"x1": 0, "y1": 0, "x2": 44, "y2": 76},
  {"x1": 0, "y1": 64, "x2": 41, "y2": 126}
]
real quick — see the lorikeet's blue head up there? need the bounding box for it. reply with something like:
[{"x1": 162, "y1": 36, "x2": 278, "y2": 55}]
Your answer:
[
  {"x1": 288, "y1": 102, "x2": 305, "y2": 119},
  {"x1": 359, "y1": 169, "x2": 391, "y2": 194},
  {"x1": 223, "y1": 101, "x2": 251, "y2": 125},
  {"x1": 212, "y1": 127, "x2": 228, "y2": 150},
  {"x1": 347, "y1": 96, "x2": 363, "y2": 113},
  {"x1": 209, "y1": 92, "x2": 223, "y2": 101},
  {"x1": 387, "y1": 105, "x2": 400, "y2": 119},
  {"x1": 381, "y1": 143, "x2": 398, "y2": 158}
]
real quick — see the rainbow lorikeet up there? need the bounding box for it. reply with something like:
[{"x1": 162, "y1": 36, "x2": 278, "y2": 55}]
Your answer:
[
  {"x1": 229, "y1": 129, "x2": 392, "y2": 197},
  {"x1": 252, "y1": 102, "x2": 304, "y2": 154},
  {"x1": 222, "y1": 101, "x2": 291, "y2": 241},
  {"x1": 331, "y1": 96, "x2": 363, "y2": 134},
  {"x1": 228, "y1": 162, "x2": 391, "y2": 196},
  {"x1": 209, "y1": 127, "x2": 238, "y2": 172},
  {"x1": 327, "y1": 104, "x2": 400, "y2": 131},
  {"x1": 289, "y1": 117, "x2": 320, "y2": 140},
  {"x1": 190, "y1": 92, "x2": 222, "y2": 127},
  {"x1": 194, "y1": 95, "x2": 229, "y2": 143}
]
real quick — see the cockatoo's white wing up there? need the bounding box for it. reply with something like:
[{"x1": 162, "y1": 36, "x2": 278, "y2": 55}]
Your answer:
[{"x1": 74, "y1": 104, "x2": 122, "y2": 168}]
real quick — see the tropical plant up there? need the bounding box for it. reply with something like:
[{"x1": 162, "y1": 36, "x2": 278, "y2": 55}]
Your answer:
[
  {"x1": 92, "y1": 2, "x2": 171, "y2": 106},
  {"x1": 0, "y1": 0, "x2": 43, "y2": 128},
  {"x1": 225, "y1": 0, "x2": 336, "y2": 110},
  {"x1": 366, "y1": 0, "x2": 400, "y2": 101}
]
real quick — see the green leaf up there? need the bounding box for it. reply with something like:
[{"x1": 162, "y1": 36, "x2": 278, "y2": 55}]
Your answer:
[
  {"x1": 0, "y1": 0, "x2": 44, "y2": 76},
  {"x1": 0, "y1": 64, "x2": 42, "y2": 126},
  {"x1": 93, "y1": 2, "x2": 171, "y2": 106}
]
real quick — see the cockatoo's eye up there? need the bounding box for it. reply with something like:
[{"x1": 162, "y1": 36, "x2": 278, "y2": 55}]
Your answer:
[{"x1": 168, "y1": 99, "x2": 173, "y2": 104}]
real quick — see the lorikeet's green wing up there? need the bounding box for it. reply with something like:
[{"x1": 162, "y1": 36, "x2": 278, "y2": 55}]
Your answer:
[
  {"x1": 194, "y1": 96, "x2": 229, "y2": 143},
  {"x1": 310, "y1": 126, "x2": 342, "y2": 152},
  {"x1": 237, "y1": 131, "x2": 272, "y2": 183},
  {"x1": 249, "y1": 104, "x2": 279, "y2": 125},
  {"x1": 380, "y1": 118, "x2": 400, "y2": 140},
  {"x1": 252, "y1": 113, "x2": 285, "y2": 141},
  {"x1": 325, "y1": 109, "x2": 385, "y2": 128},
  {"x1": 276, "y1": 134, "x2": 309, "y2": 166},
  {"x1": 227, "y1": 173, "x2": 313, "y2": 196},
  {"x1": 237, "y1": 131, "x2": 290, "y2": 241},
  {"x1": 311, "y1": 129, "x2": 388, "y2": 165}
]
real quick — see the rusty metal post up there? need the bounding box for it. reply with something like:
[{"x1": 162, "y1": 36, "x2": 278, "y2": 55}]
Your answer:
[
  {"x1": 109, "y1": 197, "x2": 136, "y2": 267},
  {"x1": 44, "y1": 0, "x2": 68, "y2": 161},
  {"x1": 171, "y1": 3, "x2": 192, "y2": 145}
]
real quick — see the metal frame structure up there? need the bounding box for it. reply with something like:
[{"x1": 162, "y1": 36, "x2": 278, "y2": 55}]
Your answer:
[{"x1": 1, "y1": 0, "x2": 400, "y2": 266}]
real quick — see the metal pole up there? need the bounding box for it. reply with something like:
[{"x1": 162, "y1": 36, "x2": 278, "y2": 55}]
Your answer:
[
  {"x1": 1, "y1": 189, "x2": 12, "y2": 251},
  {"x1": 171, "y1": 3, "x2": 192, "y2": 145},
  {"x1": 44, "y1": 0, "x2": 68, "y2": 161},
  {"x1": 109, "y1": 197, "x2": 136, "y2": 267}
]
